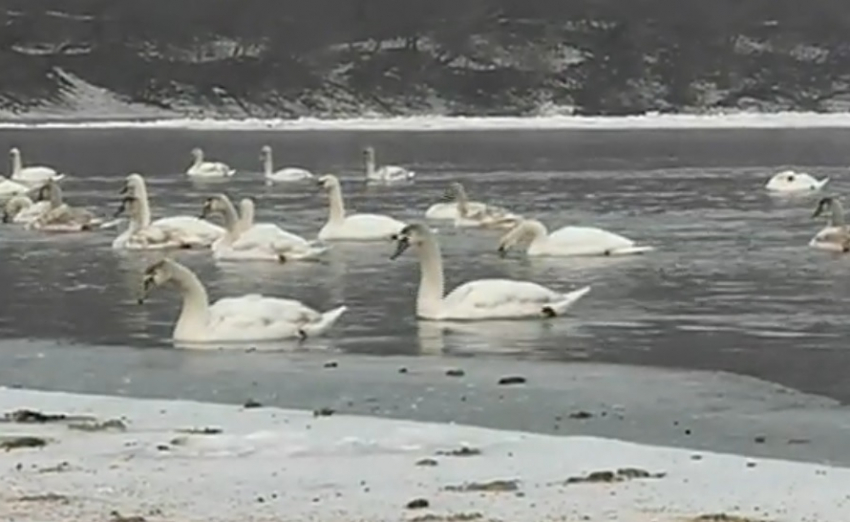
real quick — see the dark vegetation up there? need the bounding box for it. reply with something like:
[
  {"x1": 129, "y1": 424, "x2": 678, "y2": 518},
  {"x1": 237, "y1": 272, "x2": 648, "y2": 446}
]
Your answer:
[{"x1": 2, "y1": 0, "x2": 850, "y2": 117}]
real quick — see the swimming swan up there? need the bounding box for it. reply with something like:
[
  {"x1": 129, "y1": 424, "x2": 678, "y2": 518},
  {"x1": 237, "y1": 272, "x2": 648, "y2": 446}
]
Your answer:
[
  {"x1": 2, "y1": 195, "x2": 50, "y2": 224},
  {"x1": 424, "y1": 182, "x2": 488, "y2": 220},
  {"x1": 390, "y1": 223, "x2": 591, "y2": 320},
  {"x1": 317, "y1": 174, "x2": 407, "y2": 241},
  {"x1": 186, "y1": 147, "x2": 235, "y2": 178},
  {"x1": 119, "y1": 173, "x2": 225, "y2": 248},
  {"x1": 28, "y1": 180, "x2": 105, "y2": 232},
  {"x1": 113, "y1": 197, "x2": 203, "y2": 249},
  {"x1": 261, "y1": 145, "x2": 313, "y2": 183},
  {"x1": 498, "y1": 218, "x2": 655, "y2": 257},
  {"x1": 766, "y1": 170, "x2": 829, "y2": 193},
  {"x1": 454, "y1": 198, "x2": 523, "y2": 230},
  {"x1": 138, "y1": 258, "x2": 348, "y2": 343},
  {"x1": 200, "y1": 194, "x2": 328, "y2": 262},
  {"x1": 363, "y1": 146, "x2": 415, "y2": 182},
  {"x1": 810, "y1": 197, "x2": 850, "y2": 252},
  {"x1": 9, "y1": 147, "x2": 65, "y2": 185},
  {"x1": 0, "y1": 176, "x2": 32, "y2": 200}
]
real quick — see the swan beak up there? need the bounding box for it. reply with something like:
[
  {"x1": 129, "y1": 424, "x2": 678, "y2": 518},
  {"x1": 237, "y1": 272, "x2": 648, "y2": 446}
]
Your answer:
[
  {"x1": 2, "y1": 212, "x2": 10, "y2": 224},
  {"x1": 119, "y1": 184, "x2": 128, "y2": 195},
  {"x1": 138, "y1": 276, "x2": 155, "y2": 304},
  {"x1": 497, "y1": 245, "x2": 508, "y2": 258},
  {"x1": 390, "y1": 236, "x2": 410, "y2": 259}
]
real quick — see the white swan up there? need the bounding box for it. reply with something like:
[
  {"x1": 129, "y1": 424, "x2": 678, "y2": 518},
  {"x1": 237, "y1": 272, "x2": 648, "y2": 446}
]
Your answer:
[
  {"x1": 200, "y1": 194, "x2": 328, "y2": 262},
  {"x1": 363, "y1": 146, "x2": 415, "y2": 182},
  {"x1": 138, "y1": 258, "x2": 348, "y2": 343},
  {"x1": 809, "y1": 197, "x2": 850, "y2": 252},
  {"x1": 2, "y1": 195, "x2": 50, "y2": 225},
  {"x1": 498, "y1": 218, "x2": 655, "y2": 257},
  {"x1": 766, "y1": 170, "x2": 829, "y2": 193},
  {"x1": 0, "y1": 175, "x2": 32, "y2": 200},
  {"x1": 261, "y1": 145, "x2": 313, "y2": 183},
  {"x1": 454, "y1": 198, "x2": 523, "y2": 230},
  {"x1": 390, "y1": 223, "x2": 591, "y2": 320},
  {"x1": 27, "y1": 180, "x2": 106, "y2": 232},
  {"x1": 9, "y1": 147, "x2": 65, "y2": 185},
  {"x1": 118, "y1": 173, "x2": 225, "y2": 248},
  {"x1": 113, "y1": 196, "x2": 204, "y2": 250},
  {"x1": 317, "y1": 174, "x2": 407, "y2": 241},
  {"x1": 186, "y1": 147, "x2": 235, "y2": 178},
  {"x1": 424, "y1": 182, "x2": 489, "y2": 220}
]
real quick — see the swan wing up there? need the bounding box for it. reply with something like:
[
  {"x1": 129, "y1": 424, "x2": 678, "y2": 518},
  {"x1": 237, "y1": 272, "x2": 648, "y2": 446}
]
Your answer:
[
  {"x1": 543, "y1": 226, "x2": 637, "y2": 255},
  {"x1": 14, "y1": 166, "x2": 59, "y2": 183},
  {"x1": 268, "y1": 168, "x2": 313, "y2": 181},
  {"x1": 0, "y1": 179, "x2": 31, "y2": 196},
  {"x1": 152, "y1": 216, "x2": 225, "y2": 242},
  {"x1": 440, "y1": 278, "x2": 583, "y2": 319},
  {"x1": 321, "y1": 213, "x2": 405, "y2": 240},
  {"x1": 425, "y1": 201, "x2": 486, "y2": 220}
]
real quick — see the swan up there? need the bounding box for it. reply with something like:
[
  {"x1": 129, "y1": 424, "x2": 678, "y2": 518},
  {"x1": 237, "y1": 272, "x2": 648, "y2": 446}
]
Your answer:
[
  {"x1": 809, "y1": 197, "x2": 850, "y2": 252},
  {"x1": 138, "y1": 258, "x2": 348, "y2": 343},
  {"x1": 390, "y1": 223, "x2": 592, "y2": 320},
  {"x1": 113, "y1": 196, "x2": 204, "y2": 249},
  {"x1": 424, "y1": 182, "x2": 489, "y2": 220},
  {"x1": 186, "y1": 147, "x2": 235, "y2": 178},
  {"x1": 766, "y1": 170, "x2": 829, "y2": 193},
  {"x1": 9, "y1": 147, "x2": 65, "y2": 185},
  {"x1": 27, "y1": 180, "x2": 105, "y2": 232},
  {"x1": 454, "y1": 198, "x2": 523, "y2": 230},
  {"x1": 363, "y1": 146, "x2": 415, "y2": 182},
  {"x1": 261, "y1": 145, "x2": 313, "y2": 183},
  {"x1": 497, "y1": 218, "x2": 655, "y2": 257},
  {"x1": 0, "y1": 176, "x2": 32, "y2": 200},
  {"x1": 317, "y1": 174, "x2": 407, "y2": 241},
  {"x1": 200, "y1": 194, "x2": 328, "y2": 262},
  {"x1": 120, "y1": 173, "x2": 225, "y2": 247},
  {"x1": 2, "y1": 195, "x2": 50, "y2": 225}
]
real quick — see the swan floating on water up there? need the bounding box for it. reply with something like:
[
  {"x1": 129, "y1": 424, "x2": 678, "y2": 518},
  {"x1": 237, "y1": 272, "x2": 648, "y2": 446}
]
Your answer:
[
  {"x1": 115, "y1": 173, "x2": 225, "y2": 249},
  {"x1": 424, "y1": 182, "x2": 489, "y2": 220},
  {"x1": 809, "y1": 197, "x2": 850, "y2": 252},
  {"x1": 28, "y1": 179, "x2": 106, "y2": 232},
  {"x1": 317, "y1": 174, "x2": 407, "y2": 241},
  {"x1": 765, "y1": 170, "x2": 829, "y2": 193},
  {"x1": 186, "y1": 147, "x2": 235, "y2": 178},
  {"x1": 454, "y1": 198, "x2": 523, "y2": 230},
  {"x1": 363, "y1": 146, "x2": 415, "y2": 182},
  {"x1": 0, "y1": 176, "x2": 34, "y2": 202},
  {"x1": 138, "y1": 258, "x2": 348, "y2": 343},
  {"x1": 9, "y1": 147, "x2": 65, "y2": 186},
  {"x1": 498, "y1": 218, "x2": 655, "y2": 257},
  {"x1": 2, "y1": 195, "x2": 51, "y2": 225},
  {"x1": 261, "y1": 145, "x2": 313, "y2": 183},
  {"x1": 200, "y1": 194, "x2": 328, "y2": 262},
  {"x1": 390, "y1": 223, "x2": 591, "y2": 320}
]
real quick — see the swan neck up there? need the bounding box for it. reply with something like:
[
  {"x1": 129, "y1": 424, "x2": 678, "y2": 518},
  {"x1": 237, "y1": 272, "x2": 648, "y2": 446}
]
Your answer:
[
  {"x1": 327, "y1": 184, "x2": 346, "y2": 223},
  {"x1": 238, "y1": 202, "x2": 255, "y2": 234},
  {"x1": 364, "y1": 153, "x2": 375, "y2": 176},
  {"x1": 218, "y1": 198, "x2": 241, "y2": 235},
  {"x1": 171, "y1": 264, "x2": 210, "y2": 340},
  {"x1": 134, "y1": 182, "x2": 152, "y2": 227},
  {"x1": 831, "y1": 201, "x2": 846, "y2": 227},
  {"x1": 455, "y1": 185, "x2": 469, "y2": 204},
  {"x1": 11, "y1": 153, "x2": 21, "y2": 175},
  {"x1": 526, "y1": 221, "x2": 549, "y2": 249},
  {"x1": 49, "y1": 185, "x2": 62, "y2": 208},
  {"x1": 416, "y1": 238, "x2": 445, "y2": 317},
  {"x1": 263, "y1": 154, "x2": 272, "y2": 175}
]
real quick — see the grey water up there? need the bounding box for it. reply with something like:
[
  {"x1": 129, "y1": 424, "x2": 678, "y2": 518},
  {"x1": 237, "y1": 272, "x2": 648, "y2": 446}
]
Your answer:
[{"x1": 3, "y1": 126, "x2": 850, "y2": 465}]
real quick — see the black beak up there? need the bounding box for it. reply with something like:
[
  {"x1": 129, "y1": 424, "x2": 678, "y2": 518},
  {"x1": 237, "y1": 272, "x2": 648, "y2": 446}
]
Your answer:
[
  {"x1": 390, "y1": 236, "x2": 410, "y2": 260},
  {"x1": 813, "y1": 201, "x2": 827, "y2": 218},
  {"x1": 497, "y1": 245, "x2": 507, "y2": 258},
  {"x1": 2, "y1": 212, "x2": 10, "y2": 224},
  {"x1": 119, "y1": 184, "x2": 128, "y2": 195},
  {"x1": 138, "y1": 276, "x2": 154, "y2": 304}
]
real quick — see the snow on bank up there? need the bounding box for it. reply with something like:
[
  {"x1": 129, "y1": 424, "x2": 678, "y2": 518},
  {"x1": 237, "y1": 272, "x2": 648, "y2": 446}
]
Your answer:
[
  {"x1": 0, "y1": 387, "x2": 846, "y2": 522},
  {"x1": 4, "y1": 111, "x2": 850, "y2": 131}
]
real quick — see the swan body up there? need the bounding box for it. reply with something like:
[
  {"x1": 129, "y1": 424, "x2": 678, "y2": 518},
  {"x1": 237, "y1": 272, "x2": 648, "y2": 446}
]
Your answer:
[
  {"x1": 454, "y1": 203, "x2": 523, "y2": 230},
  {"x1": 261, "y1": 145, "x2": 313, "y2": 183},
  {"x1": 2, "y1": 195, "x2": 50, "y2": 224},
  {"x1": 498, "y1": 219, "x2": 654, "y2": 257},
  {"x1": 186, "y1": 147, "x2": 235, "y2": 178},
  {"x1": 115, "y1": 173, "x2": 225, "y2": 249},
  {"x1": 27, "y1": 180, "x2": 104, "y2": 232},
  {"x1": 363, "y1": 146, "x2": 415, "y2": 182},
  {"x1": 201, "y1": 195, "x2": 328, "y2": 261},
  {"x1": 0, "y1": 176, "x2": 32, "y2": 200},
  {"x1": 9, "y1": 147, "x2": 65, "y2": 185},
  {"x1": 766, "y1": 170, "x2": 829, "y2": 193},
  {"x1": 391, "y1": 223, "x2": 591, "y2": 320},
  {"x1": 809, "y1": 197, "x2": 850, "y2": 252},
  {"x1": 424, "y1": 182, "x2": 488, "y2": 220},
  {"x1": 316, "y1": 174, "x2": 406, "y2": 241},
  {"x1": 139, "y1": 259, "x2": 347, "y2": 343}
]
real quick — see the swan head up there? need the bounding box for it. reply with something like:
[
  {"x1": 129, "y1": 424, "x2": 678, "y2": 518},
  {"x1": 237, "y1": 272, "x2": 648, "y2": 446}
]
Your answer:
[
  {"x1": 9, "y1": 147, "x2": 19, "y2": 158},
  {"x1": 317, "y1": 174, "x2": 340, "y2": 191},
  {"x1": 139, "y1": 259, "x2": 174, "y2": 304},
  {"x1": 362, "y1": 146, "x2": 375, "y2": 159},
  {"x1": 443, "y1": 182, "x2": 465, "y2": 201},
  {"x1": 114, "y1": 196, "x2": 137, "y2": 218},
  {"x1": 390, "y1": 223, "x2": 431, "y2": 260},
  {"x1": 122, "y1": 173, "x2": 145, "y2": 195},
  {"x1": 813, "y1": 197, "x2": 835, "y2": 218},
  {"x1": 36, "y1": 179, "x2": 58, "y2": 202},
  {"x1": 191, "y1": 147, "x2": 203, "y2": 159},
  {"x1": 199, "y1": 194, "x2": 231, "y2": 219}
]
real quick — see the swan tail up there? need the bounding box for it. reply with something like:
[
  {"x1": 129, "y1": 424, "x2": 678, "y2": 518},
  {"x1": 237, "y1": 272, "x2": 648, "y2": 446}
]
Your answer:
[
  {"x1": 97, "y1": 218, "x2": 124, "y2": 230},
  {"x1": 608, "y1": 245, "x2": 655, "y2": 256},
  {"x1": 52, "y1": 174, "x2": 66, "y2": 182},
  {"x1": 226, "y1": 169, "x2": 236, "y2": 177},
  {"x1": 300, "y1": 306, "x2": 348, "y2": 337},
  {"x1": 284, "y1": 245, "x2": 330, "y2": 261},
  {"x1": 541, "y1": 286, "x2": 591, "y2": 317},
  {"x1": 817, "y1": 177, "x2": 831, "y2": 189}
]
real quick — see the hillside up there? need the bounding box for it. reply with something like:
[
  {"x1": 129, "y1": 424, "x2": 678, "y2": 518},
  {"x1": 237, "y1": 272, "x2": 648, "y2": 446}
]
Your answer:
[{"x1": 2, "y1": 0, "x2": 850, "y2": 119}]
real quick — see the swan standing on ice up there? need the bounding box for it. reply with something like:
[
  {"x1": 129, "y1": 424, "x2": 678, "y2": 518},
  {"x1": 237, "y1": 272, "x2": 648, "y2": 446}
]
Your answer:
[
  {"x1": 28, "y1": 179, "x2": 105, "y2": 232},
  {"x1": 186, "y1": 147, "x2": 235, "y2": 178},
  {"x1": 316, "y1": 174, "x2": 407, "y2": 241},
  {"x1": 363, "y1": 146, "x2": 415, "y2": 182},
  {"x1": 2, "y1": 195, "x2": 50, "y2": 224},
  {"x1": 424, "y1": 182, "x2": 489, "y2": 220},
  {"x1": 9, "y1": 147, "x2": 65, "y2": 186},
  {"x1": 765, "y1": 170, "x2": 829, "y2": 193},
  {"x1": 497, "y1": 218, "x2": 655, "y2": 257},
  {"x1": 390, "y1": 223, "x2": 591, "y2": 320},
  {"x1": 809, "y1": 197, "x2": 850, "y2": 252},
  {"x1": 200, "y1": 194, "x2": 328, "y2": 262},
  {"x1": 138, "y1": 258, "x2": 348, "y2": 343},
  {"x1": 261, "y1": 145, "x2": 313, "y2": 183},
  {"x1": 118, "y1": 173, "x2": 225, "y2": 248}
]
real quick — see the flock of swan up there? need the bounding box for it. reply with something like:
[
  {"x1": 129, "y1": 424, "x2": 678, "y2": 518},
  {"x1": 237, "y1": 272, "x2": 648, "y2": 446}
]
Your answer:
[{"x1": 0, "y1": 144, "x2": 844, "y2": 346}]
